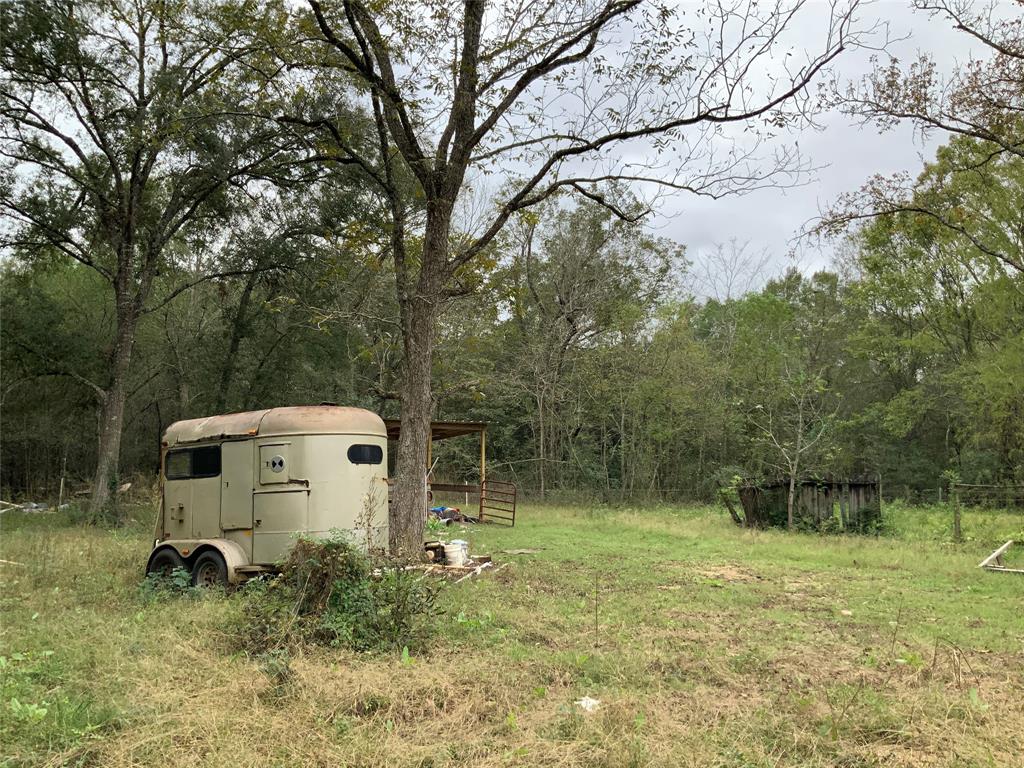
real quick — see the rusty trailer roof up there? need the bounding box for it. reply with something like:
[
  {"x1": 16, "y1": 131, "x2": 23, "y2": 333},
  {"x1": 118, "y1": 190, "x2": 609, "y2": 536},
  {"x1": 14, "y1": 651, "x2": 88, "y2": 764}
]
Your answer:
[{"x1": 163, "y1": 406, "x2": 387, "y2": 446}]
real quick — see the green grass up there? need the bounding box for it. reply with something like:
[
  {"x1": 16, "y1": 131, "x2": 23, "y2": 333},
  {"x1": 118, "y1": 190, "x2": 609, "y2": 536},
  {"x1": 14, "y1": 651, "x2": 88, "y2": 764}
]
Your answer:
[{"x1": 1, "y1": 501, "x2": 1022, "y2": 767}]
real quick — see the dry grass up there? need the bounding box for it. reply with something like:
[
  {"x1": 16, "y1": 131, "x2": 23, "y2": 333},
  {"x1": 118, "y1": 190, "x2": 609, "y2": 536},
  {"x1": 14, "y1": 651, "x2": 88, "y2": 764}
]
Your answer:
[{"x1": 2, "y1": 502, "x2": 1023, "y2": 767}]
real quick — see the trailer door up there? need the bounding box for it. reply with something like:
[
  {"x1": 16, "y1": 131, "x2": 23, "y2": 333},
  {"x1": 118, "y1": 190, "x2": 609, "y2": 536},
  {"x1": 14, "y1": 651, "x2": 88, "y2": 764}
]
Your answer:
[
  {"x1": 221, "y1": 441, "x2": 254, "y2": 532},
  {"x1": 189, "y1": 446, "x2": 222, "y2": 539},
  {"x1": 163, "y1": 449, "x2": 192, "y2": 540},
  {"x1": 162, "y1": 445, "x2": 220, "y2": 539}
]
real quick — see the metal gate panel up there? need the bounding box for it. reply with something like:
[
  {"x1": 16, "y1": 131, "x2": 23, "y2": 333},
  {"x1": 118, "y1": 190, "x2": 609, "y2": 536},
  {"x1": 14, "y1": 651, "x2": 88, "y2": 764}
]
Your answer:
[{"x1": 479, "y1": 480, "x2": 516, "y2": 526}]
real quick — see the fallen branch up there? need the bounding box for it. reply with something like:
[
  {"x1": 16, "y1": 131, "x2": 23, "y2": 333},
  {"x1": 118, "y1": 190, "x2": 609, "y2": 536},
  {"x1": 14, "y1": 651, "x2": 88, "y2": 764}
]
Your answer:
[
  {"x1": 979, "y1": 540, "x2": 1023, "y2": 574},
  {"x1": 455, "y1": 560, "x2": 495, "y2": 584}
]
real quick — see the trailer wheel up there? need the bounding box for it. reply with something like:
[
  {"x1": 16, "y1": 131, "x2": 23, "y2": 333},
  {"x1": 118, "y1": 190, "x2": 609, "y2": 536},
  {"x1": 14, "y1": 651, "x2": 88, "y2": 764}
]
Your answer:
[
  {"x1": 191, "y1": 551, "x2": 228, "y2": 588},
  {"x1": 147, "y1": 547, "x2": 186, "y2": 577}
]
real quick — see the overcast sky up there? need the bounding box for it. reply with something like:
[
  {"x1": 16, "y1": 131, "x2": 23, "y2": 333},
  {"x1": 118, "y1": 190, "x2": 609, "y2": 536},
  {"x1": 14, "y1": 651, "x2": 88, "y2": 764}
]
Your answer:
[{"x1": 662, "y1": 0, "x2": 983, "y2": 295}]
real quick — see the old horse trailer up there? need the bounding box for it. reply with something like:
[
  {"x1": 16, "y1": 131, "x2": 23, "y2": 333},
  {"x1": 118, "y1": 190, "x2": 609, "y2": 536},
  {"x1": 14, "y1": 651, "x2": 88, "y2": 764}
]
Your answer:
[{"x1": 146, "y1": 405, "x2": 389, "y2": 586}]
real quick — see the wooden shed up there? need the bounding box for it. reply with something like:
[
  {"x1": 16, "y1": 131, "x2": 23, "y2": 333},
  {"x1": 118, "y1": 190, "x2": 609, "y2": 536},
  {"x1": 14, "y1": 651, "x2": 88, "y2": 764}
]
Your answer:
[{"x1": 737, "y1": 476, "x2": 882, "y2": 532}]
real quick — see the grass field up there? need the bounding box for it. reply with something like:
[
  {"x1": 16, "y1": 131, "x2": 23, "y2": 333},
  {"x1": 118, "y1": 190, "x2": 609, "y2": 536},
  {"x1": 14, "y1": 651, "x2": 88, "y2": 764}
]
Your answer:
[{"x1": 2, "y1": 502, "x2": 1023, "y2": 767}]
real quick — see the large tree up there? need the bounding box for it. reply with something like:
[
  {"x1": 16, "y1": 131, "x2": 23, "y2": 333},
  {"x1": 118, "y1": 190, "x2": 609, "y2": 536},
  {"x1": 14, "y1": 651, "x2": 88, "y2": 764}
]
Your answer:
[
  {"x1": 733, "y1": 273, "x2": 845, "y2": 528},
  {"x1": 822, "y1": 1, "x2": 1024, "y2": 271},
  {"x1": 499, "y1": 194, "x2": 679, "y2": 498},
  {"x1": 843, "y1": 0, "x2": 1023, "y2": 157},
  {"x1": 0, "y1": 0, "x2": 296, "y2": 516},
  {"x1": 281, "y1": 0, "x2": 866, "y2": 554},
  {"x1": 842, "y1": 138, "x2": 1024, "y2": 484}
]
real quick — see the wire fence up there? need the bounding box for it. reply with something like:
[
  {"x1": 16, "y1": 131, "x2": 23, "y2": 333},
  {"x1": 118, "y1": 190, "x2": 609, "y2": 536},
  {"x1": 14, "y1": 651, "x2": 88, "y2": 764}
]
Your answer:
[
  {"x1": 951, "y1": 483, "x2": 1024, "y2": 509},
  {"x1": 512, "y1": 487, "x2": 708, "y2": 505},
  {"x1": 883, "y1": 487, "x2": 946, "y2": 506},
  {"x1": 512, "y1": 483, "x2": 1024, "y2": 510}
]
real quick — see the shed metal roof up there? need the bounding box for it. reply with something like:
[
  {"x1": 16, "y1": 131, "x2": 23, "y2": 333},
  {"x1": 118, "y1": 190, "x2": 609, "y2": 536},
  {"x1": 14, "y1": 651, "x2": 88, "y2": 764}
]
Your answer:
[{"x1": 383, "y1": 419, "x2": 487, "y2": 441}]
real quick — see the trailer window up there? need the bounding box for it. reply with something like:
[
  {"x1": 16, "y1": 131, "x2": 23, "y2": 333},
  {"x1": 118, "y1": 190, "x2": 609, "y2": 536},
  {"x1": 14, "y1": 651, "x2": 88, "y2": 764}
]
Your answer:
[
  {"x1": 164, "y1": 445, "x2": 221, "y2": 479},
  {"x1": 191, "y1": 445, "x2": 221, "y2": 477},
  {"x1": 347, "y1": 444, "x2": 383, "y2": 465},
  {"x1": 165, "y1": 450, "x2": 190, "y2": 480}
]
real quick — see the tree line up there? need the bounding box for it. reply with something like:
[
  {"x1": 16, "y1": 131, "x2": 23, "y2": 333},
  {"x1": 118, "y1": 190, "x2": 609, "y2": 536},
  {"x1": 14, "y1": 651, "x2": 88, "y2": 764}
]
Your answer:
[{"x1": 1, "y1": 1, "x2": 1021, "y2": 544}]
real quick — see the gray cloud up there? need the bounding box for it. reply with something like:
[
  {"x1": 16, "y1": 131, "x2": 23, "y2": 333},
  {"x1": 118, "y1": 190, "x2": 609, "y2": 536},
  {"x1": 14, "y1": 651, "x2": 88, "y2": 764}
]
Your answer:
[{"x1": 661, "y1": 0, "x2": 984, "y2": 292}]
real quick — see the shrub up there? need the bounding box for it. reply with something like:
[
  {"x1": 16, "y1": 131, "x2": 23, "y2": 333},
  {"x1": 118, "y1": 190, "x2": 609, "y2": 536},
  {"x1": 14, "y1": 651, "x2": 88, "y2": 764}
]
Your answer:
[
  {"x1": 231, "y1": 534, "x2": 441, "y2": 657},
  {"x1": 138, "y1": 566, "x2": 195, "y2": 602}
]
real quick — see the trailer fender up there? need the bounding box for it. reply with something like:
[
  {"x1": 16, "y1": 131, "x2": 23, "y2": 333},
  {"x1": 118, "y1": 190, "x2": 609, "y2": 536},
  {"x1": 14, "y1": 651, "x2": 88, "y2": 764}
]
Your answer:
[
  {"x1": 189, "y1": 539, "x2": 250, "y2": 584},
  {"x1": 149, "y1": 539, "x2": 251, "y2": 584}
]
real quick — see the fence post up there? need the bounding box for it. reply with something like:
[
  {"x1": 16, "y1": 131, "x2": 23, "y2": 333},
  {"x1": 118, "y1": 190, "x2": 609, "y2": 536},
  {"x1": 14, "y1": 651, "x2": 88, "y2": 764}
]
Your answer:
[{"x1": 952, "y1": 485, "x2": 962, "y2": 543}]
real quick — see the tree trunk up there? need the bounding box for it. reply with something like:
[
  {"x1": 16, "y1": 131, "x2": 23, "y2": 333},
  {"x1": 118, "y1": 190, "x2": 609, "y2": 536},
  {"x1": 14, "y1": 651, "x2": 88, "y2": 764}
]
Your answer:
[
  {"x1": 537, "y1": 389, "x2": 546, "y2": 501},
  {"x1": 389, "y1": 291, "x2": 436, "y2": 556},
  {"x1": 786, "y1": 472, "x2": 797, "y2": 530},
  {"x1": 215, "y1": 270, "x2": 259, "y2": 412},
  {"x1": 720, "y1": 489, "x2": 744, "y2": 526},
  {"x1": 388, "y1": 206, "x2": 450, "y2": 556},
  {"x1": 88, "y1": 305, "x2": 139, "y2": 520},
  {"x1": 619, "y1": 403, "x2": 627, "y2": 501},
  {"x1": 787, "y1": 403, "x2": 805, "y2": 530},
  {"x1": 601, "y1": 422, "x2": 610, "y2": 496},
  {"x1": 153, "y1": 398, "x2": 163, "y2": 476}
]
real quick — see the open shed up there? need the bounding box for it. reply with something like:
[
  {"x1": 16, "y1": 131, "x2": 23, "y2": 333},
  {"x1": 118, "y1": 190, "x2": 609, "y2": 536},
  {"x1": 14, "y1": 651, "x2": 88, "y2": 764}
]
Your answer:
[{"x1": 383, "y1": 419, "x2": 516, "y2": 525}]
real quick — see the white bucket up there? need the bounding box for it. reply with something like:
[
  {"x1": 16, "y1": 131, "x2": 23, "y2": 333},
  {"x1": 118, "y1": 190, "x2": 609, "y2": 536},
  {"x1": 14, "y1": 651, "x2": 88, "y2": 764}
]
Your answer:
[{"x1": 444, "y1": 541, "x2": 468, "y2": 567}]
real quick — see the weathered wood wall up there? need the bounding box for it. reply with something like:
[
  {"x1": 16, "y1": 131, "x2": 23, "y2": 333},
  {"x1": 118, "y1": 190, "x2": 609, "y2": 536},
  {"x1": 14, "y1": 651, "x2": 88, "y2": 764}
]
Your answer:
[{"x1": 737, "y1": 477, "x2": 881, "y2": 532}]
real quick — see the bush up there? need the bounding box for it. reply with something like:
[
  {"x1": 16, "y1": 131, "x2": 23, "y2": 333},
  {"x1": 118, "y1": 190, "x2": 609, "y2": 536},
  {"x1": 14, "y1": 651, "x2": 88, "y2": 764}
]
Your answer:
[
  {"x1": 231, "y1": 534, "x2": 441, "y2": 657},
  {"x1": 138, "y1": 566, "x2": 196, "y2": 602}
]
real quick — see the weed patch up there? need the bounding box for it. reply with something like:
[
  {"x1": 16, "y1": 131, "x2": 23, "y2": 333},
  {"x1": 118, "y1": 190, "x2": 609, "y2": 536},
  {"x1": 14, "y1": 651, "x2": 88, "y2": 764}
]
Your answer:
[
  {"x1": 230, "y1": 534, "x2": 441, "y2": 657},
  {"x1": 2, "y1": 503, "x2": 1021, "y2": 767},
  {"x1": 137, "y1": 566, "x2": 196, "y2": 601}
]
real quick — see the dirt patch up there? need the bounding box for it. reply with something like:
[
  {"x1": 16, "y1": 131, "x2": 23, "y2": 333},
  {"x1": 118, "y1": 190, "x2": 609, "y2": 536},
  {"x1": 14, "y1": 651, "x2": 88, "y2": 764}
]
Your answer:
[
  {"x1": 696, "y1": 564, "x2": 762, "y2": 583},
  {"x1": 783, "y1": 579, "x2": 819, "y2": 591},
  {"x1": 660, "y1": 560, "x2": 764, "y2": 583}
]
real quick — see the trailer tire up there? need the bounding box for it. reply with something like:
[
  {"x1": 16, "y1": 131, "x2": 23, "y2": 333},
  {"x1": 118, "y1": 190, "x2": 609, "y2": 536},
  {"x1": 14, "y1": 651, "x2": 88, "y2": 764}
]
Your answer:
[
  {"x1": 191, "y1": 550, "x2": 228, "y2": 588},
  {"x1": 147, "y1": 547, "x2": 186, "y2": 577}
]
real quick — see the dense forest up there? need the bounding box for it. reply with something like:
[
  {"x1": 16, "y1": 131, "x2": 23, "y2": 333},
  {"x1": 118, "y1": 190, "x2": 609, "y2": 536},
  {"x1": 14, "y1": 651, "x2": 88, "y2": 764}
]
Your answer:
[
  {"x1": 1, "y1": 1, "x2": 1022, "y2": 521},
  {"x1": 4, "y1": 131, "x2": 1022, "y2": 502}
]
